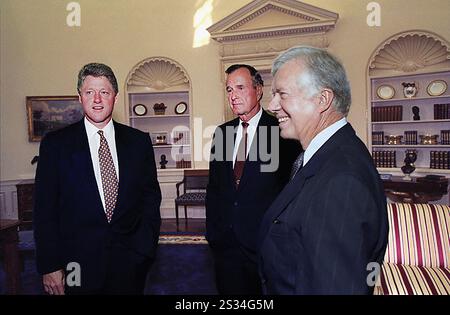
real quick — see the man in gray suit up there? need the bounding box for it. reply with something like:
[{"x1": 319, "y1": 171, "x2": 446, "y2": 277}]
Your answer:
[{"x1": 259, "y1": 46, "x2": 388, "y2": 294}]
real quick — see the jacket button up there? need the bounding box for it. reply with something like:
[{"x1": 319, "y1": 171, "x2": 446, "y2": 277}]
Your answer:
[
  {"x1": 272, "y1": 219, "x2": 280, "y2": 224},
  {"x1": 234, "y1": 202, "x2": 238, "y2": 206}
]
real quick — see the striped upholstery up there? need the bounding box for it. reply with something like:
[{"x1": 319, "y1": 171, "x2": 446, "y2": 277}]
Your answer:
[
  {"x1": 375, "y1": 203, "x2": 450, "y2": 295},
  {"x1": 379, "y1": 263, "x2": 450, "y2": 295}
]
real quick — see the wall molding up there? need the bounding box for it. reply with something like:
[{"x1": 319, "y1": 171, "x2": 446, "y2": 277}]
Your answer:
[
  {"x1": 0, "y1": 179, "x2": 26, "y2": 220},
  {"x1": 0, "y1": 173, "x2": 206, "y2": 220}
]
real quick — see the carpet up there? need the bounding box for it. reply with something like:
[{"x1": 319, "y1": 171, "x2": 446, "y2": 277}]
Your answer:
[{"x1": 0, "y1": 234, "x2": 217, "y2": 295}]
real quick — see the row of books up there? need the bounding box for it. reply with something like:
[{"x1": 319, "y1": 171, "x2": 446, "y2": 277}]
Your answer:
[
  {"x1": 372, "y1": 130, "x2": 450, "y2": 145},
  {"x1": 176, "y1": 158, "x2": 192, "y2": 169},
  {"x1": 441, "y1": 130, "x2": 450, "y2": 145},
  {"x1": 434, "y1": 104, "x2": 450, "y2": 120},
  {"x1": 372, "y1": 106, "x2": 402, "y2": 122},
  {"x1": 404, "y1": 131, "x2": 418, "y2": 145},
  {"x1": 372, "y1": 150, "x2": 396, "y2": 168},
  {"x1": 430, "y1": 151, "x2": 450, "y2": 169},
  {"x1": 372, "y1": 131, "x2": 385, "y2": 145}
]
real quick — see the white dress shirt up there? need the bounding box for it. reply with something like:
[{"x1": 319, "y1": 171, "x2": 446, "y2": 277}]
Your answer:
[
  {"x1": 303, "y1": 117, "x2": 347, "y2": 166},
  {"x1": 84, "y1": 118, "x2": 119, "y2": 212},
  {"x1": 232, "y1": 107, "x2": 263, "y2": 167}
]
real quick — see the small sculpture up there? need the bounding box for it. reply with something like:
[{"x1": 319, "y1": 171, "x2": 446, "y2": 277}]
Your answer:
[
  {"x1": 153, "y1": 102, "x2": 167, "y2": 115},
  {"x1": 159, "y1": 154, "x2": 168, "y2": 169},
  {"x1": 401, "y1": 150, "x2": 417, "y2": 181},
  {"x1": 412, "y1": 106, "x2": 420, "y2": 120},
  {"x1": 402, "y1": 82, "x2": 418, "y2": 98}
]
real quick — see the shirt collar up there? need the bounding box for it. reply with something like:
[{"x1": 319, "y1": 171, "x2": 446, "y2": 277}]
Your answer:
[
  {"x1": 239, "y1": 107, "x2": 263, "y2": 128},
  {"x1": 303, "y1": 117, "x2": 347, "y2": 166},
  {"x1": 84, "y1": 117, "x2": 115, "y2": 139}
]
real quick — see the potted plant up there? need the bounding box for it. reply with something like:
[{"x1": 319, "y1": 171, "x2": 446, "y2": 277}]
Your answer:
[{"x1": 153, "y1": 102, "x2": 167, "y2": 115}]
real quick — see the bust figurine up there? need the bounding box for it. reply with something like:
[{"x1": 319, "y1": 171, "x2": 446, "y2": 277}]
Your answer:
[
  {"x1": 401, "y1": 150, "x2": 417, "y2": 181},
  {"x1": 159, "y1": 154, "x2": 168, "y2": 169},
  {"x1": 412, "y1": 106, "x2": 420, "y2": 121}
]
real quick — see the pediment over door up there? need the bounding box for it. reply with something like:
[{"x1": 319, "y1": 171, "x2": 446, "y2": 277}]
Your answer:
[
  {"x1": 208, "y1": 0, "x2": 338, "y2": 45},
  {"x1": 207, "y1": 0, "x2": 338, "y2": 120}
]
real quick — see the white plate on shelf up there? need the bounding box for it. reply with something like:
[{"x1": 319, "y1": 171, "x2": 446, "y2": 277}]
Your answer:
[
  {"x1": 376, "y1": 85, "x2": 395, "y2": 100},
  {"x1": 133, "y1": 104, "x2": 147, "y2": 116},
  {"x1": 427, "y1": 80, "x2": 447, "y2": 96},
  {"x1": 175, "y1": 101, "x2": 187, "y2": 114}
]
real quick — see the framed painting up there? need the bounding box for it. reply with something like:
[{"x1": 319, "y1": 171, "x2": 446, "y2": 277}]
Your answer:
[{"x1": 26, "y1": 96, "x2": 84, "y2": 141}]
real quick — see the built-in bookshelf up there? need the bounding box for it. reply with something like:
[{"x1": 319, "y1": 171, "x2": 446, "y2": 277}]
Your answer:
[
  {"x1": 125, "y1": 57, "x2": 193, "y2": 171},
  {"x1": 369, "y1": 70, "x2": 450, "y2": 174}
]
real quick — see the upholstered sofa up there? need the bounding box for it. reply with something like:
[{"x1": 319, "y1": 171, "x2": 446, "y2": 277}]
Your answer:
[{"x1": 374, "y1": 203, "x2": 450, "y2": 295}]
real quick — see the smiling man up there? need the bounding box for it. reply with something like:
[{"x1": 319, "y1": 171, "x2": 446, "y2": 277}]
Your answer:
[
  {"x1": 259, "y1": 46, "x2": 389, "y2": 294},
  {"x1": 33, "y1": 63, "x2": 161, "y2": 294}
]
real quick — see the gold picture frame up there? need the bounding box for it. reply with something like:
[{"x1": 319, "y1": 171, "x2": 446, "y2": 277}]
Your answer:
[{"x1": 26, "y1": 96, "x2": 83, "y2": 142}]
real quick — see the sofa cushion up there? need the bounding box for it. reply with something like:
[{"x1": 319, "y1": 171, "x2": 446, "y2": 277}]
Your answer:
[
  {"x1": 385, "y1": 203, "x2": 450, "y2": 268},
  {"x1": 376, "y1": 262, "x2": 450, "y2": 295}
]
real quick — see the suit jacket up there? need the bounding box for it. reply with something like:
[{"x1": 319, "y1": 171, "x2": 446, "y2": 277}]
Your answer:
[
  {"x1": 206, "y1": 110, "x2": 300, "y2": 262},
  {"x1": 259, "y1": 123, "x2": 388, "y2": 294},
  {"x1": 33, "y1": 120, "x2": 161, "y2": 291}
]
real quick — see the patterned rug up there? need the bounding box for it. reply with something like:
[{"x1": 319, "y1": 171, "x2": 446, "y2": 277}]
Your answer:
[{"x1": 158, "y1": 234, "x2": 207, "y2": 245}]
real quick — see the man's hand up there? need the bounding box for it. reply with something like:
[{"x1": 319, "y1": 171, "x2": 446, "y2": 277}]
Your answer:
[{"x1": 43, "y1": 270, "x2": 65, "y2": 295}]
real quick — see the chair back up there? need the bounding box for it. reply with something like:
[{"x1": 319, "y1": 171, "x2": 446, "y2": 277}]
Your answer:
[{"x1": 183, "y1": 169, "x2": 209, "y2": 192}]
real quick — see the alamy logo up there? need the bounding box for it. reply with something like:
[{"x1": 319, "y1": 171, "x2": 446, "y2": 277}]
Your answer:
[
  {"x1": 366, "y1": 262, "x2": 381, "y2": 287},
  {"x1": 366, "y1": 2, "x2": 381, "y2": 27},
  {"x1": 66, "y1": 2, "x2": 81, "y2": 27},
  {"x1": 66, "y1": 262, "x2": 81, "y2": 287}
]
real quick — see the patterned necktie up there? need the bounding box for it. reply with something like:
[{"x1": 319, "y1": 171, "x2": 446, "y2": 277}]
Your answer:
[
  {"x1": 233, "y1": 122, "x2": 249, "y2": 188},
  {"x1": 98, "y1": 130, "x2": 118, "y2": 223},
  {"x1": 290, "y1": 152, "x2": 304, "y2": 180}
]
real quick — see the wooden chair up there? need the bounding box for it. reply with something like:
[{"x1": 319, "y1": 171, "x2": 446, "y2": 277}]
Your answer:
[{"x1": 175, "y1": 169, "x2": 208, "y2": 231}]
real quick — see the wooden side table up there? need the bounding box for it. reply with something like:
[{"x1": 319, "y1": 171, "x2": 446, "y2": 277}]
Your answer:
[
  {"x1": 0, "y1": 219, "x2": 21, "y2": 294},
  {"x1": 382, "y1": 176, "x2": 449, "y2": 204}
]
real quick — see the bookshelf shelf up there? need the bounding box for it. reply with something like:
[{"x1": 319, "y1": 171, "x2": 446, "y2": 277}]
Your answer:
[
  {"x1": 372, "y1": 119, "x2": 450, "y2": 125},
  {"x1": 373, "y1": 145, "x2": 450, "y2": 148}
]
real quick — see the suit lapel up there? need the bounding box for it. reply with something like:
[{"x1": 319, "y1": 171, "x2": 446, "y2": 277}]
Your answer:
[
  {"x1": 110, "y1": 122, "x2": 131, "y2": 222},
  {"x1": 260, "y1": 123, "x2": 354, "y2": 238},
  {"x1": 70, "y1": 120, "x2": 105, "y2": 220}
]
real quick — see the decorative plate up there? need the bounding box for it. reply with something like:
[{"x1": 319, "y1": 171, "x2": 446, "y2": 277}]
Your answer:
[
  {"x1": 175, "y1": 102, "x2": 187, "y2": 115},
  {"x1": 133, "y1": 104, "x2": 147, "y2": 116},
  {"x1": 376, "y1": 85, "x2": 395, "y2": 100},
  {"x1": 427, "y1": 80, "x2": 447, "y2": 96}
]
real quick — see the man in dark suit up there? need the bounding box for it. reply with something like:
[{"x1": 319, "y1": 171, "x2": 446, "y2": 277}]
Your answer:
[
  {"x1": 33, "y1": 63, "x2": 161, "y2": 295},
  {"x1": 206, "y1": 64, "x2": 300, "y2": 294},
  {"x1": 259, "y1": 46, "x2": 389, "y2": 294}
]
